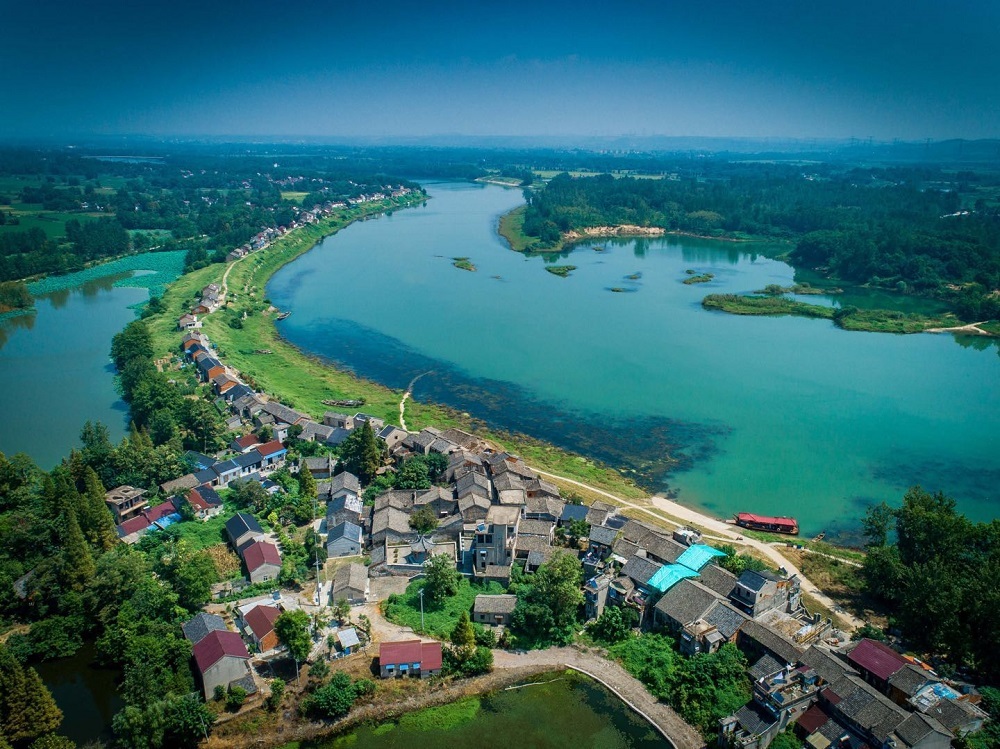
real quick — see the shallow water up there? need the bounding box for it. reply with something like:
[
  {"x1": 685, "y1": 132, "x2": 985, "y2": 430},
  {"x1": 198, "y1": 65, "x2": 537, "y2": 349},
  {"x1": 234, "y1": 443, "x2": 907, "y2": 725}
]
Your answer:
[
  {"x1": 318, "y1": 671, "x2": 668, "y2": 749},
  {"x1": 268, "y1": 182, "x2": 1000, "y2": 539}
]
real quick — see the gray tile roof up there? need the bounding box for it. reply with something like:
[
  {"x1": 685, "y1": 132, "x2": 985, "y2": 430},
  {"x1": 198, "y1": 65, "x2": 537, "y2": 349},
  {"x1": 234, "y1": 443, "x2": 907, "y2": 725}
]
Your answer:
[
  {"x1": 735, "y1": 703, "x2": 778, "y2": 737},
  {"x1": 333, "y1": 563, "x2": 368, "y2": 597},
  {"x1": 835, "y1": 676, "x2": 908, "y2": 742},
  {"x1": 697, "y1": 563, "x2": 738, "y2": 597},
  {"x1": 621, "y1": 555, "x2": 662, "y2": 586},
  {"x1": 328, "y1": 521, "x2": 363, "y2": 543},
  {"x1": 518, "y1": 519, "x2": 553, "y2": 537},
  {"x1": 800, "y1": 645, "x2": 856, "y2": 685},
  {"x1": 653, "y1": 579, "x2": 722, "y2": 625},
  {"x1": 750, "y1": 653, "x2": 785, "y2": 680},
  {"x1": 704, "y1": 600, "x2": 748, "y2": 639},
  {"x1": 589, "y1": 525, "x2": 619, "y2": 546},
  {"x1": 330, "y1": 471, "x2": 361, "y2": 494},
  {"x1": 473, "y1": 594, "x2": 518, "y2": 615},
  {"x1": 182, "y1": 612, "x2": 228, "y2": 645},
  {"x1": 739, "y1": 620, "x2": 803, "y2": 665},
  {"x1": 372, "y1": 507, "x2": 414, "y2": 537},
  {"x1": 888, "y1": 663, "x2": 932, "y2": 697}
]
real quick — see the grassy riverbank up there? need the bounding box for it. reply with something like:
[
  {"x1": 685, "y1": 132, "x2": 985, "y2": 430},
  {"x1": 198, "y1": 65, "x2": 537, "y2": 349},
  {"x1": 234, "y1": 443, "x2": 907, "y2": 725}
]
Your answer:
[
  {"x1": 147, "y1": 196, "x2": 649, "y2": 501},
  {"x1": 702, "y1": 293, "x2": 962, "y2": 334}
]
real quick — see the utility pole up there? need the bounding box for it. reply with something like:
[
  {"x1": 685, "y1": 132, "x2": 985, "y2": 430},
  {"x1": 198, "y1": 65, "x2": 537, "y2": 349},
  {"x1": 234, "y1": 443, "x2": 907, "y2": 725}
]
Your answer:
[{"x1": 419, "y1": 587, "x2": 425, "y2": 631}]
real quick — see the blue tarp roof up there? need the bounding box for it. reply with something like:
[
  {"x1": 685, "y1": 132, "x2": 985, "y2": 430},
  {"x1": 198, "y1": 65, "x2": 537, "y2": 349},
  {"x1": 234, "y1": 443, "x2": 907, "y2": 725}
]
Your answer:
[
  {"x1": 676, "y1": 543, "x2": 727, "y2": 572},
  {"x1": 646, "y1": 564, "x2": 698, "y2": 593}
]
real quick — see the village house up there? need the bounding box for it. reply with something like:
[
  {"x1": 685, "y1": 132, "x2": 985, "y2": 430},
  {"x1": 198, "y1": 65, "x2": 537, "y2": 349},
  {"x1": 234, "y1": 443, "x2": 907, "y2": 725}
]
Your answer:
[
  {"x1": 243, "y1": 539, "x2": 282, "y2": 583},
  {"x1": 226, "y1": 512, "x2": 264, "y2": 550},
  {"x1": 241, "y1": 604, "x2": 281, "y2": 652},
  {"x1": 729, "y1": 569, "x2": 801, "y2": 619},
  {"x1": 192, "y1": 630, "x2": 252, "y2": 699},
  {"x1": 104, "y1": 485, "x2": 148, "y2": 524},
  {"x1": 472, "y1": 594, "x2": 518, "y2": 627},
  {"x1": 177, "y1": 313, "x2": 201, "y2": 330},
  {"x1": 185, "y1": 486, "x2": 223, "y2": 520},
  {"x1": 231, "y1": 434, "x2": 262, "y2": 453},
  {"x1": 303, "y1": 455, "x2": 337, "y2": 480},
  {"x1": 326, "y1": 521, "x2": 363, "y2": 557},
  {"x1": 378, "y1": 640, "x2": 442, "y2": 679},
  {"x1": 256, "y1": 440, "x2": 288, "y2": 470},
  {"x1": 331, "y1": 563, "x2": 368, "y2": 605}
]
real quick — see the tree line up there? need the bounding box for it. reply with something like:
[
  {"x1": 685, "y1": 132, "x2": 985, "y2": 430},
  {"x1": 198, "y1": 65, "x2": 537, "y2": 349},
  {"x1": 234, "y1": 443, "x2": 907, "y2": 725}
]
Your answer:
[{"x1": 520, "y1": 169, "x2": 1000, "y2": 320}]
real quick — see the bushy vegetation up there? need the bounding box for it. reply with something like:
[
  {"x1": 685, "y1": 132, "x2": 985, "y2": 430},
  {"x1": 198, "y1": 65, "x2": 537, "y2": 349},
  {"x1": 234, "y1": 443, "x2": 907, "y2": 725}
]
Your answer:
[
  {"x1": 609, "y1": 634, "x2": 750, "y2": 735},
  {"x1": 509, "y1": 551, "x2": 584, "y2": 647},
  {"x1": 861, "y1": 486, "x2": 1000, "y2": 681}
]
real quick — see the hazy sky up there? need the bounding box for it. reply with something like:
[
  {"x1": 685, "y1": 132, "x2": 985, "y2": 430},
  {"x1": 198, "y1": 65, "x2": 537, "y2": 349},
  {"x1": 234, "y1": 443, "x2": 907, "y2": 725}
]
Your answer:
[{"x1": 4, "y1": 0, "x2": 998, "y2": 140}]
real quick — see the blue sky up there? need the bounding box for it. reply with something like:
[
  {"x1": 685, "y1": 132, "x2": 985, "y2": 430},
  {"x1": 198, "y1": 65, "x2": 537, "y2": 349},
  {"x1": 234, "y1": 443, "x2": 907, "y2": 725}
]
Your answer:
[{"x1": 3, "y1": 0, "x2": 998, "y2": 140}]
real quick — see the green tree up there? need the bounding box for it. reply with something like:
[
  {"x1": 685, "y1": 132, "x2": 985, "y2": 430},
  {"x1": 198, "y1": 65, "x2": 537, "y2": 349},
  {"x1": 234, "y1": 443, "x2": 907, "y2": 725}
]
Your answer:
[
  {"x1": 298, "y1": 468, "x2": 317, "y2": 500},
  {"x1": 162, "y1": 693, "x2": 213, "y2": 746},
  {"x1": 409, "y1": 505, "x2": 439, "y2": 536},
  {"x1": 590, "y1": 605, "x2": 637, "y2": 644},
  {"x1": 60, "y1": 506, "x2": 95, "y2": 591},
  {"x1": 337, "y1": 421, "x2": 382, "y2": 484},
  {"x1": 81, "y1": 466, "x2": 118, "y2": 550},
  {"x1": 423, "y1": 553, "x2": 459, "y2": 602},
  {"x1": 396, "y1": 457, "x2": 431, "y2": 490},
  {"x1": 0, "y1": 646, "x2": 63, "y2": 744},
  {"x1": 512, "y1": 550, "x2": 584, "y2": 644},
  {"x1": 265, "y1": 678, "x2": 285, "y2": 711},
  {"x1": 306, "y1": 672, "x2": 356, "y2": 719},
  {"x1": 155, "y1": 542, "x2": 218, "y2": 612},
  {"x1": 333, "y1": 597, "x2": 351, "y2": 624},
  {"x1": 28, "y1": 735, "x2": 75, "y2": 749},
  {"x1": 225, "y1": 685, "x2": 247, "y2": 710},
  {"x1": 275, "y1": 609, "x2": 312, "y2": 681},
  {"x1": 450, "y1": 611, "x2": 476, "y2": 657}
]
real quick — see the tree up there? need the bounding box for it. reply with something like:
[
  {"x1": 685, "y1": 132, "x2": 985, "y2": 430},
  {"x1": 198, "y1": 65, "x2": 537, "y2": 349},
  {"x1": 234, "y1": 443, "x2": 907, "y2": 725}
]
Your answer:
[
  {"x1": 0, "y1": 646, "x2": 63, "y2": 744},
  {"x1": 60, "y1": 506, "x2": 95, "y2": 591},
  {"x1": 162, "y1": 694, "x2": 213, "y2": 747},
  {"x1": 512, "y1": 550, "x2": 583, "y2": 644},
  {"x1": 333, "y1": 597, "x2": 351, "y2": 624},
  {"x1": 307, "y1": 672, "x2": 356, "y2": 719},
  {"x1": 225, "y1": 685, "x2": 247, "y2": 711},
  {"x1": 409, "y1": 505, "x2": 438, "y2": 536},
  {"x1": 298, "y1": 468, "x2": 317, "y2": 500},
  {"x1": 396, "y1": 457, "x2": 430, "y2": 490},
  {"x1": 265, "y1": 678, "x2": 285, "y2": 711},
  {"x1": 450, "y1": 611, "x2": 476, "y2": 656},
  {"x1": 337, "y1": 421, "x2": 382, "y2": 484},
  {"x1": 275, "y1": 609, "x2": 312, "y2": 681},
  {"x1": 423, "y1": 553, "x2": 459, "y2": 602},
  {"x1": 155, "y1": 542, "x2": 218, "y2": 612},
  {"x1": 81, "y1": 466, "x2": 118, "y2": 550},
  {"x1": 590, "y1": 604, "x2": 637, "y2": 644},
  {"x1": 567, "y1": 518, "x2": 590, "y2": 548}
]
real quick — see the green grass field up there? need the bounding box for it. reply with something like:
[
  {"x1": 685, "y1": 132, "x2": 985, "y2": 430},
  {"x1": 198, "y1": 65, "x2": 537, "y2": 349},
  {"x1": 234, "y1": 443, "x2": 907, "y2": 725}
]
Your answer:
[{"x1": 383, "y1": 577, "x2": 505, "y2": 639}]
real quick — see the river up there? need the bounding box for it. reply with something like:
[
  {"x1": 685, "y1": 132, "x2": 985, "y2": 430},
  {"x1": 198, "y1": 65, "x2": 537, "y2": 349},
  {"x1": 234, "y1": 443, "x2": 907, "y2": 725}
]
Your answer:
[
  {"x1": 268, "y1": 182, "x2": 999, "y2": 540},
  {"x1": 0, "y1": 252, "x2": 185, "y2": 468}
]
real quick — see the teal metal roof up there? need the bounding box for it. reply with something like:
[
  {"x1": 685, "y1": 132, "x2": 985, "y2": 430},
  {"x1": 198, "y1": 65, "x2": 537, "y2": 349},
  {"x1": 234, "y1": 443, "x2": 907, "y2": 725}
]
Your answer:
[
  {"x1": 676, "y1": 543, "x2": 727, "y2": 572},
  {"x1": 646, "y1": 564, "x2": 698, "y2": 593}
]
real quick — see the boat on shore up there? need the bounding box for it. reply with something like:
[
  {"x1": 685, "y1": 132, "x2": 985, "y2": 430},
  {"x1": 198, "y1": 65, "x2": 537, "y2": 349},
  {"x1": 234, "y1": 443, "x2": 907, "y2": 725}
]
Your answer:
[
  {"x1": 276, "y1": 310, "x2": 291, "y2": 320},
  {"x1": 733, "y1": 512, "x2": 799, "y2": 535}
]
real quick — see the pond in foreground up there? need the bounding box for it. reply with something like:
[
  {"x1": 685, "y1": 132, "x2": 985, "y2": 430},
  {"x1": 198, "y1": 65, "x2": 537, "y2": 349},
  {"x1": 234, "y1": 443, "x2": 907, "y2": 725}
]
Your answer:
[
  {"x1": 269, "y1": 182, "x2": 1000, "y2": 540},
  {"x1": 314, "y1": 671, "x2": 668, "y2": 749}
]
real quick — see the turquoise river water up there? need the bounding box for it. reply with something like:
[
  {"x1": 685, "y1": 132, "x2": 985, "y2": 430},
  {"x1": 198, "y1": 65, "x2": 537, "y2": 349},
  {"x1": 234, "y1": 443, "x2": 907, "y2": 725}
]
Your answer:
[{"x1": 269, "y1": 182, "x2": 999, "y2": 541}]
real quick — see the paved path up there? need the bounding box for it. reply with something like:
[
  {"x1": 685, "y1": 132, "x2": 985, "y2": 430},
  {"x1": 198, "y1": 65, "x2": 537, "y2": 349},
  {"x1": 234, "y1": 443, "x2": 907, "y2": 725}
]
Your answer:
[
  {"x1": 531, "y1": 468, "x2": 865, "y2": 630},
  {"x1": 493, "y1": 646, "x2": 705, "y2": 749}
]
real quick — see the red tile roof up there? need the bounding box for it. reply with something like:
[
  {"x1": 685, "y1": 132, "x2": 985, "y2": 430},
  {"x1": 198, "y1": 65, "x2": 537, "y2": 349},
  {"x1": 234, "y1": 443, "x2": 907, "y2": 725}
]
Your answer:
[
  {"x1": 420, "y1": 641, "x2": 442, "y2": 671},
  {"x1": 192, "y1": 630, "x2": 250, "y2": 673},
  {"x1": 797, "y1": 704, "x2": 831, "y2": 735},
  {"x1": 243, "y1": 540, "x2": 281, "y2": 572},
  {"x1": 378, "y1": 640, "x2": 442, "y2": 671},
  {"x1": 243, "y1": 605, "x2": 281, "y2": 640},
  {"x1": 119, "y1": 515, "x2": 151, "y2": 535},
  {"x1": 257, "y1": 440, "x2": 286, "y2": 457},
  {"x1": 144, "y1": 500, "x2": 178, "y2": 523},
  {"x1": 235, "y1": 434, "x2": 261, "y2": 450},
  {"x1": 380, "y1": 639, "x2": 422, "y2": 666},
  {"x1": 187, "y1": 489, "x2": 211, "y2": 513},
  {"x1": 848, "y1": 638, "x2": 906, "y2": 682}
]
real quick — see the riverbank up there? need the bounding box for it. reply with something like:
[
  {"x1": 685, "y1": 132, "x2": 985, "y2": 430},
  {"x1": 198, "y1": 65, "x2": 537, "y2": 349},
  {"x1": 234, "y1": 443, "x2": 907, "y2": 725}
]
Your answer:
[
  {"x1": 497, "y1": 206, "x2": 770, "y2": 255},
  {"x1": 701, "y1": 293, "x2": 972, "y2": 335},
  {"x1": 147, "y1": 195, "x2": 649, "y2": 501}
]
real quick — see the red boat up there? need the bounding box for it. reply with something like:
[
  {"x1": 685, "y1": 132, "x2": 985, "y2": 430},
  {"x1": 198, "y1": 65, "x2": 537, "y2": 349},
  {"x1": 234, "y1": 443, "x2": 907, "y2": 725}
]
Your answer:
[{"x1": 734, "y1": 512, "x2": 799, "y2": 535}]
